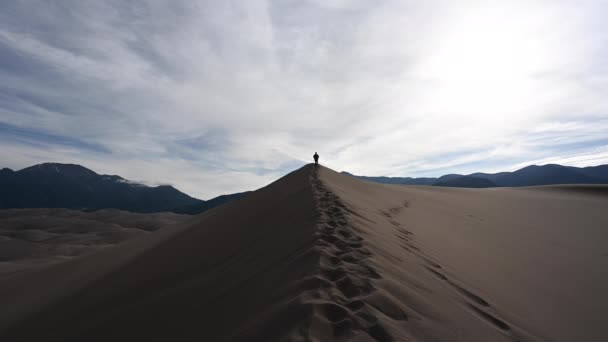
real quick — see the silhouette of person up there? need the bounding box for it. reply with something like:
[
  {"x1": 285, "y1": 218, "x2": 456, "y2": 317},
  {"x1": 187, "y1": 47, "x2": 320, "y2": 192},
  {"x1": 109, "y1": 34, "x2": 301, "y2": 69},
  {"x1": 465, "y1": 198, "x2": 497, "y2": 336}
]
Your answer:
[{"x1": 313, "y1": 152, "x2": 319, "y2": 165}]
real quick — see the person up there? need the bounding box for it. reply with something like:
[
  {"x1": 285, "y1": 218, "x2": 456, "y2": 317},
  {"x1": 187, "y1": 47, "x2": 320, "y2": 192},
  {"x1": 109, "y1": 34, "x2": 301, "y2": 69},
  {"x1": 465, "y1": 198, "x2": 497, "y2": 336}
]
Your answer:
[{"x1": 313, "y1": 152, "x2": 319, "y2": 165}]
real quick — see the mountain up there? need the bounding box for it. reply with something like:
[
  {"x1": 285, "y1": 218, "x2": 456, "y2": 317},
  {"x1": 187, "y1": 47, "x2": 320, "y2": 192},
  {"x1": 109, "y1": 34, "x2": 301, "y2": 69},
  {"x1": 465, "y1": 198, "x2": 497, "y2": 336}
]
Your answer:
[
  {"x1": 577, "y1": 164, "x2": 608, "y2": 182},
  {"x1": 492, "y1": 164, "x2": 595, "y2": 187},
  {"x1": 340, "y1": 172, "x2": 437, "y2": 185},
  {"x1": 171, "y1": 191, "x2": 251, "y2": 214},
  {"x1": 343, "y1": 163, "x2": 608, "y2": 188},
  {"x1": 0, "y1": 163, "x2": 245, "y2": 214},
  {"x1": 434, "y1": 173, "x2": 464, "y2": 183},
  {"x1": 468, "y1": 171, "x2": 510, "y2": 183}
]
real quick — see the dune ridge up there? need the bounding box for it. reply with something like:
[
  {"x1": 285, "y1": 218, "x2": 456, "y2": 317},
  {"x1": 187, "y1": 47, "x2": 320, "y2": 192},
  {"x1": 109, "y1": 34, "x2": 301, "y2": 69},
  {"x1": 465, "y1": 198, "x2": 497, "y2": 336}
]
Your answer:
[{"x1": 304, "y1": 167, "x2": 395, "y2": 340}]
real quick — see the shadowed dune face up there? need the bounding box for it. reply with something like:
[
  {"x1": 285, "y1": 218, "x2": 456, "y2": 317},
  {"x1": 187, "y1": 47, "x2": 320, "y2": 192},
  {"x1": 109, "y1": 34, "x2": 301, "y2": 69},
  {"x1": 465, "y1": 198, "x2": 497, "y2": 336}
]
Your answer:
[
  {"x1": 0, "y1": 165, "x2": 320, "y2": 341},
  {"x1": 0, "y1": 165, "x2": 607, "y2": 341}
]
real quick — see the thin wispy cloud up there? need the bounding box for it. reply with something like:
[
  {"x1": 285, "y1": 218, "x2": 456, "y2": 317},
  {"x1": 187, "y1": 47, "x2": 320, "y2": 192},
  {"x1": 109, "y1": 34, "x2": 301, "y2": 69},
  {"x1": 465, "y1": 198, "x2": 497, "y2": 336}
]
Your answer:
[{"x1": 1, "y1": 1, "x2": 607, "y2": 197}]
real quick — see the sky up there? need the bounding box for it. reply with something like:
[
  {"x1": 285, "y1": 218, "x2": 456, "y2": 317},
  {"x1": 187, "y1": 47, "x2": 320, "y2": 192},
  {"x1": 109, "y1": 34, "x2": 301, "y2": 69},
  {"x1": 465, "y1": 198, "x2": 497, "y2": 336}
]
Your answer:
[{"x1": 1, "y1": 1, "x2": 607, "y2": 199}]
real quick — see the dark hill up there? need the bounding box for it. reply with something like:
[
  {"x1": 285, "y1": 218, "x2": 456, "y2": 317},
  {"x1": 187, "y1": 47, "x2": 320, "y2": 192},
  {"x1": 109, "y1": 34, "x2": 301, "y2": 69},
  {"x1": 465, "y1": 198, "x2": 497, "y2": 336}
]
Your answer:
[
  {"x1": 171, "y1": 191, "x2": 251, "y2": 214},
  {"x1": 570, "y1": 164, "x2": 608, "y2": 183},
  {"x1": 339, "y1": 172, "x2": 437, "y2": 185},
  {"x1": 0, "y1": 163, "x2": 245, "y2": 214},
  {"x1": 433, "y1": 176, "x2": 496, "y2": 188},
  {"x1": 494, "y1": 164, "x2": 595, "y2": 187},
  {"x1": 468, "y1": 171, "x2": 510, "y2": 183},
  {"x1": 343, "y1": 163, "x2": 608, "y2": 188}
]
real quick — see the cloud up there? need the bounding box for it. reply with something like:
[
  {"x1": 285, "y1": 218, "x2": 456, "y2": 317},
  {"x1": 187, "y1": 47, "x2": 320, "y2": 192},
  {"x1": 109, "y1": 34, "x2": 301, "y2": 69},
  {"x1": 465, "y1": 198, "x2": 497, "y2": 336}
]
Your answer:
[{"x1": 0, "y1": 0, "x2": 607, "y2": 197}]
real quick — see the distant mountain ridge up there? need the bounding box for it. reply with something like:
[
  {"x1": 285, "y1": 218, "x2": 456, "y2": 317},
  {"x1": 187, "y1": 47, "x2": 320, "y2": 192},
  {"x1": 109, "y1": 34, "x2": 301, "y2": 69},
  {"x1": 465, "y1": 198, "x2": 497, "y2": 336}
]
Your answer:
[
  {"x1": 170, "y1": 191, "x2": 252, "y2": 215},
  {"x1": 0, "y1": 163, "x2": 247, "y2": 214},
  {"x1": 342, "y1": 164, "x2": 608, "y2": 188}
]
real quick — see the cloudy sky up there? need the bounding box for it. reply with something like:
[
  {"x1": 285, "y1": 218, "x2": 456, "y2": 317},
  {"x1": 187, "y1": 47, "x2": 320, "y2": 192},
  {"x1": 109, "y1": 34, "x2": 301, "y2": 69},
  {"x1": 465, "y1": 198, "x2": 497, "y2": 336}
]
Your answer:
[{"x1": 1, "y1": 1, "x2": 607, "y2": 199}]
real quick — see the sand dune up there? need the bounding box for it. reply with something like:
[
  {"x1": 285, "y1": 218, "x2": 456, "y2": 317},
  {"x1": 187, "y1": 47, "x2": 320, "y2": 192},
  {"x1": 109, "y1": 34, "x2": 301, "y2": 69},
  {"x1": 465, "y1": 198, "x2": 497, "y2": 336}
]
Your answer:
[
  {"x1": 0, "y1": 165, "x2": 606, "y2": 341},
  {"x1": 320, "y1": 167, "x2": 608, "y2": 341},
  {"x1": 0, "y1": 208, "x2": 188, "y2": 275}
]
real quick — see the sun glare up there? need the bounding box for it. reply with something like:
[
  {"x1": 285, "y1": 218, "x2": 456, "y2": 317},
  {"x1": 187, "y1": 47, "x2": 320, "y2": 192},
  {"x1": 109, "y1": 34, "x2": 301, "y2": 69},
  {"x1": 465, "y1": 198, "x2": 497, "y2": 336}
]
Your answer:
[{"x1": 418, "y1": 7, "x2": 555, "y2": 119}]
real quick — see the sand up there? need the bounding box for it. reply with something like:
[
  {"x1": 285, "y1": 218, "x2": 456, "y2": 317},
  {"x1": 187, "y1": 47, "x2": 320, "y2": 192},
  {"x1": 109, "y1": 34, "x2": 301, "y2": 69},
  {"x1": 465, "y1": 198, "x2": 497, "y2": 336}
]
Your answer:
[
  {"x1": 0, "y1": 164, "x2": 606, "y2": 341},
  {"x1": 0, "y1": 208, "x2": 188, "y2": 275}
]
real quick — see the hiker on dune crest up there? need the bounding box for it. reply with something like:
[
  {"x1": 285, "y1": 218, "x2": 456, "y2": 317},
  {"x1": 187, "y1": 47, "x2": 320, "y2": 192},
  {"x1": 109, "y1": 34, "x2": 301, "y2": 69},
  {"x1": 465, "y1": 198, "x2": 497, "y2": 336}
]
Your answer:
[{"x1": 313, "y1": 152, "x2": 319, "y2": 165}]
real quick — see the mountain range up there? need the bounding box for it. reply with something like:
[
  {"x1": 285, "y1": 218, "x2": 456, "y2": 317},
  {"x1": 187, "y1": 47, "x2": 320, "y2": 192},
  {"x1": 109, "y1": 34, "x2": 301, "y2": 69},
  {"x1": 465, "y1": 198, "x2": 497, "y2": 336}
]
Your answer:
[
  {"x1": 0, "y1": 163, "x2": 247, "y2": 214},
  {"x1": 2, "y1": 162, "x2": 607, "y2": 215},
  {"x1": 343, "y1": 164, "x2": 608, "y2": 188}
]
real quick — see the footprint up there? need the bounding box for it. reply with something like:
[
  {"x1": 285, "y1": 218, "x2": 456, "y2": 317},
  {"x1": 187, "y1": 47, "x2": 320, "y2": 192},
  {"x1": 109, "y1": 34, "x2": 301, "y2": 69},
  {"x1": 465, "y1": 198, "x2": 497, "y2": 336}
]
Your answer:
[
  {"x1": 340, "y1": 253, "x2": 361, "y2": 263},
  {"x1": 356, "y1": 247, "x2": 372, "y2": 256},
  {"x1": 448, "y1": 281, "x2": 490, "y2": 307},
  {"x1": 344, "y1": 241, "x2": 363, "y2": 248},
  {"x1": 354, "y1": 310, "x2": 378, "y2": 329},
  {"x1": 320, "y1": 253, "x2": 342, "y2": 268},
  {"x1": 319, "y1": 303, "x2": 350, "y2": 322},
  {"x1": 396, "y1": 234, "x2": 413, "y2": 243},
  {"x1": 467, "y1": 303, "x2": 510, "y2": 331},
  {"x1": 321, "y1": 234, "x2": 339, "y2": 244},
  {"x1": 403, "y1": 243, "x2": 420, "y2": 251},
  {"x1": 345, "y1": 299, "x2": 365, "y2": 311},
  {"x1": 336, "y1": 229, "x2": 354, "y2": 239},
  {"x1": 346, "y1": 264, "x2": 381, "y2": 279},
  {"x1": 368, "y1": 323, "x2": 393, "y2": 341},
  {"x1": 396, "y1": 227, "x2": 413, "y2": 235},
  {"x1": 322, "y1": 266, "x2": 347, "y2": 281},
  {"x1": 378, "y1": 210, "x2": 392, "y2": 218},
  {"x1": 333, "y1": 318, "x2": 354, "y2": 337},
  {"x1": 421, "y1": 256, "x2": 442, "y2": 269},
  {"x1": 367, "y1": 292, "x2": 408, "y2": 321},
  {"x1": 400, "y1": 245, "x2": 414, "y2": 254},
  {"x1": 336, "y1": 275, "x2": 373, "y2": 298},
  {"x1": 425, "y1": 266, "x2": 448, "y2": 280}
]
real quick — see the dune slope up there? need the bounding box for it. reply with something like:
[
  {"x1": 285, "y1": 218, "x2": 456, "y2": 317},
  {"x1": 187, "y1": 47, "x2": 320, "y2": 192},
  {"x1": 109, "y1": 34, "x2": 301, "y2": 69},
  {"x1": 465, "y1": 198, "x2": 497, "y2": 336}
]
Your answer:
[
  {"x1": 0, "y1": 165, "x2": 320, "y2": 341},
  {"x1": 319, "y1": 167, "x2": 608, "y2": 342},
  {"x1": 0, "y1": 208, "x2": 188, "y2": 272},
  {"x1": 1, "y1": 164, "x2": 607, "y2": 341}
]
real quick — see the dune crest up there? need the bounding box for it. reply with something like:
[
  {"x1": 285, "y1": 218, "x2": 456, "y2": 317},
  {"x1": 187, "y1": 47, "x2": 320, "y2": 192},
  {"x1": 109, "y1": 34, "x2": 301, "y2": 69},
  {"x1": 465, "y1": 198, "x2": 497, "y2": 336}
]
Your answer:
[{"x1": 301, "y1": 167, "x2": 393, "y2": 340}]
